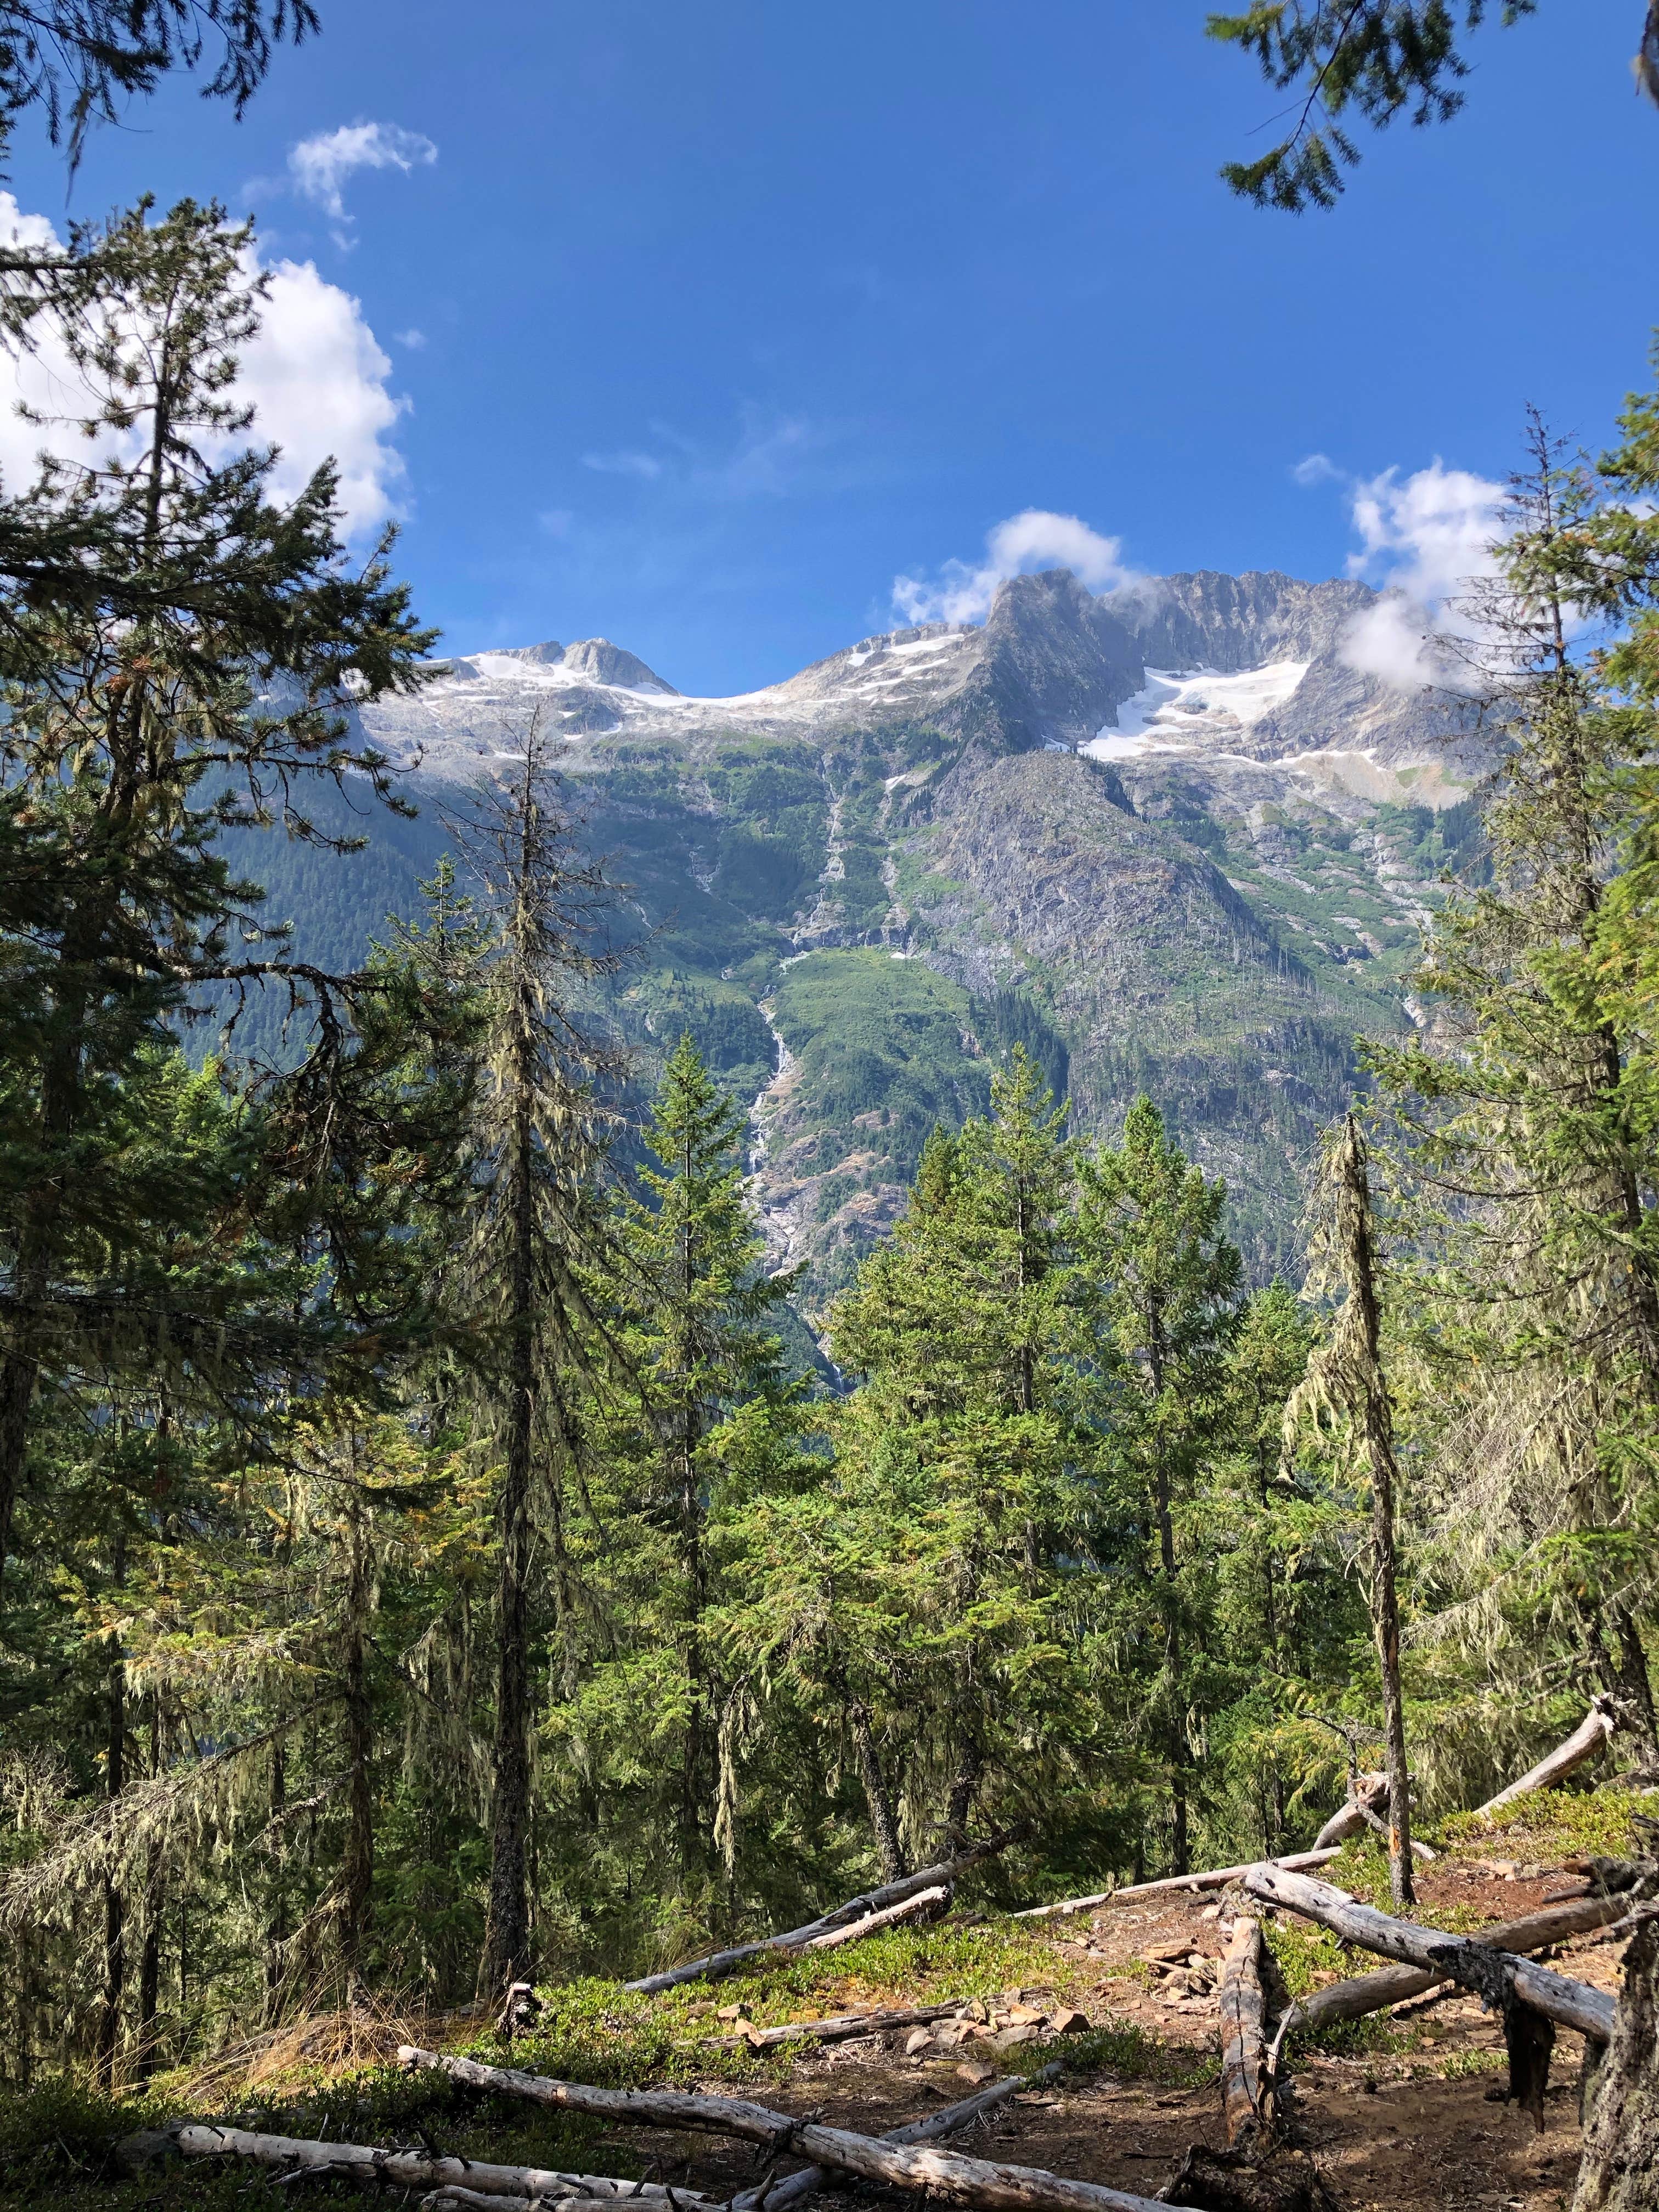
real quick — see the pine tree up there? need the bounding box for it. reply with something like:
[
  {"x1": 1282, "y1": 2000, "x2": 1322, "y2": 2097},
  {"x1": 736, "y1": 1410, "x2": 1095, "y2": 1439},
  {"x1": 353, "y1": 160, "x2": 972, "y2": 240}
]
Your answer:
[
  {"x1": 0, "y1": 197, "x2": 431, "y2": 1600},
  {"x1": 1077, "y1": 1097, "x2": 1242, "y2": 1875},
  {"x1": 827, "y1": 1050, "x2": 1116, "y2": 1863},
  {"x1": 441, "y1": 720, "x2": 628, "y2": 1996}
]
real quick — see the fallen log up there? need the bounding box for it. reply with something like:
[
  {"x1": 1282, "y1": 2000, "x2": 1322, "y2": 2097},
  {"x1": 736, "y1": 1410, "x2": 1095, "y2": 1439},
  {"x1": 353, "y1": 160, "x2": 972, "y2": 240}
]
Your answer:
[
  {"x1": 1286, "y1": 1891, "x2": 1632, "y2": 2036},
  {"x1": 712, "y1": 2000, "x2": 961, "y2": 2051},
  {"x1": 117, "y1": 2121, "x2": 724, "y2": 2205},
  {"x1": 397, "y1": 2047, "x2": 1197, "y2": 2212},
  {"x1": 805, "y1": 1883, "x2": 949, "y2": 1949},
  {"x1": 1218, "y1": 1917, "x2": 1275, "y2": 2150},
  {"x1": 624, "y1": 1829, "x2": 1024, "y2": 1995},
  {"x1": 727, "y1": 2060, "x2": 1065, "y2": 2212},
  {"x1": 424, "y1": 2197, "x2": 629, "y2": 2212},
  {"x1": 1472, "y1": 1698, "x2": 1621, "y2": 1820},
  {"x1": 1036, "y1": 1850, "x2": 1341, "y2": 1913},
  {"x1": 1158, "y1": 1918, "x2": 1342, "y2": 2212},
  {"x1": 1241, "y1": 1865, "x2": 1616, "y2": 2044}
]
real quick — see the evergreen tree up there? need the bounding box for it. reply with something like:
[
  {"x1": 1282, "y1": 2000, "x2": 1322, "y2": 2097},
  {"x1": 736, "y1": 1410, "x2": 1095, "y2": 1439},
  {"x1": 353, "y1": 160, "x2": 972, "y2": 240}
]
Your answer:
[
  {"x1": 548, "y1": 1037, "x2": 816, "y2": 1949},
  {"x1": 441, "y1": 720, "x2": 628, "y2": 1996},
  {"x1": 1077, "y1": 1097, "x2": 1242, "y2": 1874},
  {"x1": 0, "y1": 196, "x2": 431, "y2": 1599},
  {"x1": 826, "y1": 1051, "x2": 1117, "y2": 1865}
]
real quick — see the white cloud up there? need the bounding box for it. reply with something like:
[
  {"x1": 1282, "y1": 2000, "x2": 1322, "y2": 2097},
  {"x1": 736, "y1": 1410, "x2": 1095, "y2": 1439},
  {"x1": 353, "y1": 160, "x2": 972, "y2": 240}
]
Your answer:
[
  {"x1": 583, "y1": 449, "x2": 664, "y2": 479},
  {"x1": 0, "y1": 194, "x2": 408, "y2": 538},
  {"x1": 1291, "y1": 452, "x2": 1340, "y2": 487},
  {"x1": 287, "y1": 121, "x2": 437, "y2": 234},
  {"x1": 693, "y1": 414, "x2": 812, "y2": 498},
  {"x1": 893, "y1": 509, "x2": 1141, "y2": 625},
  {"x1": 1307, "y1": 458, "x2": 1507, "y2": 691},
  {"x1": 393, "y1": 326, "x2": 427, "y2": 349}
]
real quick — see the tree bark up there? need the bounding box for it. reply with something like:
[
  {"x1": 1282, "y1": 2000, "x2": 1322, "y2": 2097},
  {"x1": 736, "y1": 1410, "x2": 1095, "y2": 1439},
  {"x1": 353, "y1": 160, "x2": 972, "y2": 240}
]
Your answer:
[
  {"x1": 1286, "y1": 1891, "x2": 1631, "y2": 2035},
  {"x1": 710, "y1": 1999, "x2": 963, "y2": 2051},
  {"x1": 136, "y1": 1693, "x2": 162, "y2": 2079},
  {"x1": 804, "y1": 1884, "x2": 947, "y2": 1948},
  {"x1": 850, "y1": 1700, "x2": 905, "y2": 1881},
  {"x1": 1474, "y1": 1699, "x2": 1622, "y2": 1818},
  {"x1": 1218, "y1": 1918, "x2": 1274, "y2": 2150},
  {"x1": 727, "y1": 2063, "x2": 1063, "y2": 2212},
  {"x1": 1146, "y1": 1294, "x2": 1189, "y2": 1877},
  {"x1": 1572, "y1": 1908, "x2": 1659, "y2": 2211},
  {"x1": 340, "y1": 1504, "x2": 374, "y2": 1997}
]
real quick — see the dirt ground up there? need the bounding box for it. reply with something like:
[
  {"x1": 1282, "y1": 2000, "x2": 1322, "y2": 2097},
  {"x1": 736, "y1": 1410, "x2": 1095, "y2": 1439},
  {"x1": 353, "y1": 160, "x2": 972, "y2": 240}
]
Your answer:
[{"x1": 594, "y1": 1865, "x2": 1630, "y2": 2212}]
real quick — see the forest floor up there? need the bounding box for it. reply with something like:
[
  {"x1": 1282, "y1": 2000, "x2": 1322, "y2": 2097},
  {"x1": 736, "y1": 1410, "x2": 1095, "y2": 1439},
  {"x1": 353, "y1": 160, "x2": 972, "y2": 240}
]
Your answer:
[{"x1": 3, "y1": 1788, "x2": 1648, "y2": 2212}]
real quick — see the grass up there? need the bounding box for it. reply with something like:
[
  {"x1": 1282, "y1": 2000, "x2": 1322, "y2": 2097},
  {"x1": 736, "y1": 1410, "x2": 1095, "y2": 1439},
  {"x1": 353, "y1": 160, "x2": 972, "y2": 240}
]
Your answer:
[{"x1": 1440, "y1": 1785, "x2": 1654, "y2": 1861}]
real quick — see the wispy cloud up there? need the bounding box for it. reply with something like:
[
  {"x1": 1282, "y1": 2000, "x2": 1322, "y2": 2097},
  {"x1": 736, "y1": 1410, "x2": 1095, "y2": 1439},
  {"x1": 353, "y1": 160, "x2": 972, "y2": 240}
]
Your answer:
[
  {"x1": 287, "y1": 121, "x2": 437, "y2": 241},
  {"x1": 583, "y1": 449, "x2": 664, "y2": 479},
  {"x1": 892, "y1": 509, "x2": 1143, "y2": 625},
  {"x1": 1305, "y1": 458, "x2": 1506, "y2": 690},
  {"x1": 575, "y1": 410, "x2": 827, "y2": 501}
]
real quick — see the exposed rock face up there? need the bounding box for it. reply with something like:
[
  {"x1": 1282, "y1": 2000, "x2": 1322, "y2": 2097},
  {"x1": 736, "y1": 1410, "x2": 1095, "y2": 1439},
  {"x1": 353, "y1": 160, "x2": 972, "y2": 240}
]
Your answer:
[
  {"x1": 330, "y1": 561, "x2": 1481, "y2": 1291},
  {"x1": 939, "y1": 569, "x2": 1143, "y2": 751},
  {"x1": 558, "y1": 638, "x2": 678, "y2": 692},
  {"x1": 1120, "y1": 570, "x2": 1369, "y2": 671}
]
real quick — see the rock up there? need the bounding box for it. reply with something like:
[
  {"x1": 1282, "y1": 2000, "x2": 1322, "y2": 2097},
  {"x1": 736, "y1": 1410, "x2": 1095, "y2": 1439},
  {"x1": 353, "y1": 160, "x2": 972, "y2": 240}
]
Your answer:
[
  {"x1": 956, "y1": 2061, "x2": 997, "y2": 2086},
  {"x1": 716, "y1": 2002, "x2": 748, "y2": 2022},
  {"x1": 1049, "y1": 2007, "x2": 1090, "y2": 2035},
  {"x1": 991, "y1": 2023, "x2": 1041, "y2": 2049},
  {"x1": 905, "y1": 2028, "x2": 936, "y2": 2055}
]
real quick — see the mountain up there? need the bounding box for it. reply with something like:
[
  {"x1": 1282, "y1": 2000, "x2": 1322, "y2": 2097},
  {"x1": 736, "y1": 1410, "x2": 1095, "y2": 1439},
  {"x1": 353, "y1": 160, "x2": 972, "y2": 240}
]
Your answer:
[{"x1": 234, "y1": 566, "x2": 1481, "y2": 1301}]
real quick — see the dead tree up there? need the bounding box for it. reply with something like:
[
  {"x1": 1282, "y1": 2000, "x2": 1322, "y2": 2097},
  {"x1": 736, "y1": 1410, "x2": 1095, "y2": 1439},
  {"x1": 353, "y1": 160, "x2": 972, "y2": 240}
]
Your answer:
[{"x1": 1288, "y1": 1117, "x2": 1414, "y2": 1906}]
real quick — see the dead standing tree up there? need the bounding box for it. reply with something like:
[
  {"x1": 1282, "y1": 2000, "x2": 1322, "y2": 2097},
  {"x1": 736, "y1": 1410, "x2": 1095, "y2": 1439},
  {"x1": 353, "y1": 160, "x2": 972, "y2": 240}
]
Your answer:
[{"x1": 1288, "y1": 1115, "x2": 1415, "y2": 1908}]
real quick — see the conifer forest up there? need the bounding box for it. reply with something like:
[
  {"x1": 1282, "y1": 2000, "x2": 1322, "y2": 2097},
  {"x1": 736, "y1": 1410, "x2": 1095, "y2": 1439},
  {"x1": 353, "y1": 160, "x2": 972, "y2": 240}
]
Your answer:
[{"x1": 5, "y1": 8, "x2": 1659, "y2": 2212}]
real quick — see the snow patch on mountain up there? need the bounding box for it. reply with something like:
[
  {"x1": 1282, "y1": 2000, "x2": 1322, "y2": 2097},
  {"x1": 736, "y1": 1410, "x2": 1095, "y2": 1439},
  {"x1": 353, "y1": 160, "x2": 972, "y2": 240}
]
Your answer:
[{"x1": 1082, "y1": 660, "x2": 1311, "y2": 760}]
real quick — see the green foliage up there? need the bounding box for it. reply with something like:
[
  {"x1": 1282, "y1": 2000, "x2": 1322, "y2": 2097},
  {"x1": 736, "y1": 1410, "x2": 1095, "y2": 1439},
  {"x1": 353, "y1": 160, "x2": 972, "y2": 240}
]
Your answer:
[{"x1": 1208, "y1": 2, "x2": 1542, "y2": 211}]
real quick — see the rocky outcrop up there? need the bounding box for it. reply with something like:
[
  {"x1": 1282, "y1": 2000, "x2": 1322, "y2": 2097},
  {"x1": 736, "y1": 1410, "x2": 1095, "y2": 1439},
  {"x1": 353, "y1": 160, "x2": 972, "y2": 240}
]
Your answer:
[
  {"x1": 1118, "y1": 570, "x2": 1369, "y2": 671},
  {"x1": 939, "y1": 570, "x2": 1144, "y2": 752}
]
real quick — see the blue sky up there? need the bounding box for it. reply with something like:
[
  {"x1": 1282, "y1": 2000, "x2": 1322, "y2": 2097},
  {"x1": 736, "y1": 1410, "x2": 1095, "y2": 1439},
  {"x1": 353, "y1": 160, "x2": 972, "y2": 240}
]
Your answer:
[{"x1": 4, "y1": 1, "x2": 1655, "y2": 693}]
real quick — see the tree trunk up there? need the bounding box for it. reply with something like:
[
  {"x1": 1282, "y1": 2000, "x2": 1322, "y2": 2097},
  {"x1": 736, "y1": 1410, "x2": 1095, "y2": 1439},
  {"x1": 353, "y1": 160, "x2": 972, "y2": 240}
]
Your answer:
[
  {"x1": 340, "y1": 1510, "x2": 374, "y2": 1997},
  {"x1": 944, "y1": 1734, "x2": 981, "y2": 1854},
  {"x1": 95, "y1": 1539, "x2": 127, "y2": 2089},
  {"x1": 850, "y1": 1700, "x2": 905, "y2": 1880},
  {"x1": 262, "y1": 1735, "x2": 286, "y2": 2028},
  {"x1": 1572, "y1": 1910, "x2": 1659, "y2": 2211},
  {"x1": 136, "y1": 1694, "x2": 162, "y2": 2079},
  {"x1": 1336, "y1": 1118, "x2": 1414, "y2": 1907},
  {"x1": 622, "y1": 1827, "x2": 1024, "y2": 1994},
  {"x1": 1147, "y1": 1299, "x2": 1188, "y2": 1875},
  {"x1": 485, "y1": 1086, "x2": 537, "y2": 1997},
  {"x1": 1285, "y1": 1892, "x2": 1631, "y2": 2036}
]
